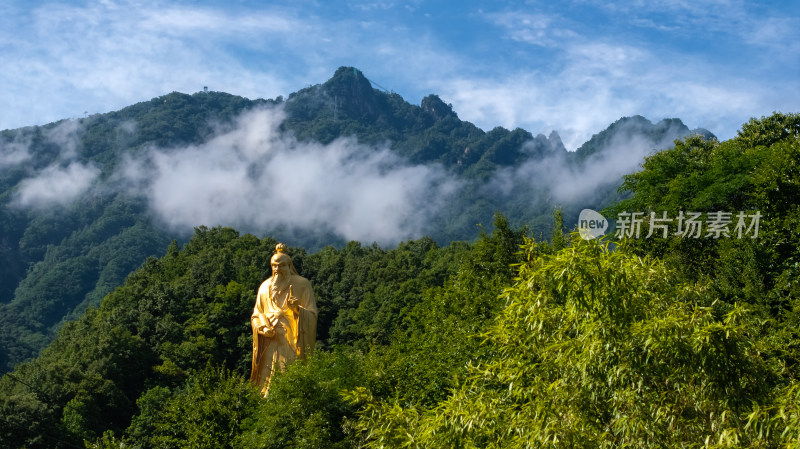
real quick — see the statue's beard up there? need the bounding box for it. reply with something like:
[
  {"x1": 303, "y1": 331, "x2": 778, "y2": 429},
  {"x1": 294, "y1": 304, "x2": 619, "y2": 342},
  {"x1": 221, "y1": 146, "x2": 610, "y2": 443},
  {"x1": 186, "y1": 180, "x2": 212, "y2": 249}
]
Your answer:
[{"x1": 273, "y1": 271, "x2": 288, "y2": 286}]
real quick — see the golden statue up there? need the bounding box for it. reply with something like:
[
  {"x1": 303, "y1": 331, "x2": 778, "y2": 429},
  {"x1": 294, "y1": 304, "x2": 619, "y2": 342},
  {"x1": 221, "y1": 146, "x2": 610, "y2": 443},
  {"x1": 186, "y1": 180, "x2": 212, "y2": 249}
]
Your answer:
[{"x1": 250, "y1": 243, "x2": 317, "y2": 395}]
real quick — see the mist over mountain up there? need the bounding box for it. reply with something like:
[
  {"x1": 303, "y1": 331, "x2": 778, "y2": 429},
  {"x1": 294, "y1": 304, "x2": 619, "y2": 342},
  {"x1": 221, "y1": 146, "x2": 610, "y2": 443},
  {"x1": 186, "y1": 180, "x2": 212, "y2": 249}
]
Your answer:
[{"x1": 0, "y1": 66, "x2": 713, "y2": 368}]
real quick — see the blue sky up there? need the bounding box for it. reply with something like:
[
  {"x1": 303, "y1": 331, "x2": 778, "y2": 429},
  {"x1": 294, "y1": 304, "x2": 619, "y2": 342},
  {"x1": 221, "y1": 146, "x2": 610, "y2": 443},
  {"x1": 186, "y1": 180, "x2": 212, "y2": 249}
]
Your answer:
[{"x1": 1, "y1": 0, "x2": 798, "y2": 149}]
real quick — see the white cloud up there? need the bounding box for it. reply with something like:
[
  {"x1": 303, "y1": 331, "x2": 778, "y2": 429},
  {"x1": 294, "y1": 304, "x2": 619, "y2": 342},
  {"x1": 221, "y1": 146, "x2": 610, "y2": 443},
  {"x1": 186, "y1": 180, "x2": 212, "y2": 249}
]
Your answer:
[
  {"x1": 121, "y1": 106, "x2": 459, "y2": 244},
  {"x1": 7, "y1": 118, "x2": 96, "y2": 207},
  {"x1": 547, "y1": 126, "x2": 684, "y2": 203},
  {"x1": 579, "y1": 0, "x2": 749, "y2": 33},
  {"x1": 456, "y1": 3, "x2": 798, "y2": 145},
  {"x1": 140, "y1": 7, "x2": 296, "y2": 35},
  {"x1": 486, "y1": 117, "x2": 691, "y2": 206},
  {"x1": 13, "y1": 162, "x2": 100, "y2": 208},
  {"x1": 0, "y1": 1, "x2": 300, "y2": 130},
  {"x1": 486, "y1": 11, "x2": 577, "y2": 47},
  {"x1": 744, "y1": 16, "x2": 800, "y2": 59},
  {"x1": 0, "y1": 138, "x2": 32, "y2": 168},
  {"x1": 431, "y1": 33, "x2": 778, "y2": 150},
  {"x1": 44, "y1": 119, "x2": 83, "y2": 159}
]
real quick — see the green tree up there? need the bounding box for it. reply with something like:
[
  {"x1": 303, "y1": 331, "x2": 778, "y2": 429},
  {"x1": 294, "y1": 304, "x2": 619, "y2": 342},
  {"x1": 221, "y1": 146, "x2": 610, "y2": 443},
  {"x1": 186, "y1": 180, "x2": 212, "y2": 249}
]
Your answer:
[
  {"x1": 607, "y1": 112, "x2": 800, "y2": 376},
  {"x1": 348, "y1": 237, "x2": 786, "y2": 447},
  {"x1": 126, "y1": 365, "x2": 261, "y2": 449}
]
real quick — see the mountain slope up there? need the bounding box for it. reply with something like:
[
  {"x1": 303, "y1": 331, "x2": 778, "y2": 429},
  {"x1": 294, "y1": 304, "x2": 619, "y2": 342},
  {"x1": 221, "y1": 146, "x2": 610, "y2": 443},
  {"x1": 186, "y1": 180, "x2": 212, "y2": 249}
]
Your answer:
[{"x1": 0, "y1": 66, "x2": 714, "y2": 368}]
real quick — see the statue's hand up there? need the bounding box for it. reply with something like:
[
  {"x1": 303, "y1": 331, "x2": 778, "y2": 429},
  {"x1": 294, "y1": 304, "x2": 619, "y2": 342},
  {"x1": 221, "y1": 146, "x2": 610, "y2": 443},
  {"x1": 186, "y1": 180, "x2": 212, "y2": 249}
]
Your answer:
[
  {"x1": 258, "y1": 325, "x2": 275, "y2": 337},
  {"x1": 287, "y1": 285, "x2": 301, "y2": 307}
]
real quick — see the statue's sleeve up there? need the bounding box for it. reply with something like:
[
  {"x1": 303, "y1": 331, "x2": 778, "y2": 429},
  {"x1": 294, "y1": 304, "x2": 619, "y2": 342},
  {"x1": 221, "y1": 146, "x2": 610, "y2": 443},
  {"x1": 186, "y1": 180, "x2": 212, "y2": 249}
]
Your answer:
[
  {"x1": 296, "y1": 279, "x2": 317, "y2": 359},
  {"x1": 250, "y1": 283, "x2": 269, "y2": 384},
  {"x1": 251, "y1": 284, "x2": 269, "y2": 330}
]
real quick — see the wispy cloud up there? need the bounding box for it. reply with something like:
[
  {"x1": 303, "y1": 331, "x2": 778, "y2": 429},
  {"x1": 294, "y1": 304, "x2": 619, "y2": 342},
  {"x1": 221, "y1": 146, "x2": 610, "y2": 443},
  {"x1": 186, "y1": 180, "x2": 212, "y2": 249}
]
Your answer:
[
  {"x1": 13, "y1": 162, "x2": 100, "y2": 207},
  {"x1": 0, "y1": 1, "x2": 460, "y2": 132},
  {"x1": 0, "y1": 1, "x2": 303, "y2": 130},
  {"x1": 433, "y1": 3, "x2": 786, "y2": 149},
  {"x1": 486, "y1": 11, "x2": 577, "y2": 47},
  {"x1": 120, "y1": 106, "x2": 459, "y2": 244},
  {"x1": 8, "y1": 118, "x2": 98, "y2": 207},
  {"x1": 140, "y1": 6, "x2": 297, "y2": 35},
  {"x1": 483, "y1": 117, "x2": 695, "y2": 217},
  {"x1": 435, "y1": 55, "x2": 768, "y2": 151},
  {"x1": 0, "y1": 137, "x2": 32, "y2": 168},
  {"x1": 580, "y1": 0, "x2": 749, "y2": 32}
]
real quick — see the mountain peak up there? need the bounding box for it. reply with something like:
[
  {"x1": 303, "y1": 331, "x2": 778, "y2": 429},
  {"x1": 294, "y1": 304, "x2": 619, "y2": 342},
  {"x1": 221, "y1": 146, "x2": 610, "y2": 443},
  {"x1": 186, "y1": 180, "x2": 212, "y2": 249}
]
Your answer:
[
  {"x1": 326, "y1": 66, "x2": 371, "y2": 88},
  {"x1": 321, "y1": 66, "x2": 379, "y2": 119},
  {"x1": 421, "y1": 94, "x2": 457, "y2": 120}
]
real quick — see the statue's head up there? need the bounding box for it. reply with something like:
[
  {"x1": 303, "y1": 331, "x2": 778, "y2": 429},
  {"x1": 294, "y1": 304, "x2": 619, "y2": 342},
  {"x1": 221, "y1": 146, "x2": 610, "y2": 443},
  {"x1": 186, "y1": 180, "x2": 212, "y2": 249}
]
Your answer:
[{"x1": 270, "y1": 243, "x2": 298, "y2": 278}]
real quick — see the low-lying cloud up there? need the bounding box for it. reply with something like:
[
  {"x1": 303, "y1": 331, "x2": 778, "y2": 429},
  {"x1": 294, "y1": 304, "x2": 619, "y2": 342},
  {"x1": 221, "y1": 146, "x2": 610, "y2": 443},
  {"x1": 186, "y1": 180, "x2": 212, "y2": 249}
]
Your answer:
[
  {"x1": 121, "y1": 106, "x2": 459, "y2": 244},
  {"x1": 488, "y1": 118, "x2": 691, "y2": 205},
  {"x1": 4, "y1": 104, "x2": 698, "y2": 244},
  {"x1": 14, "y1": 162, "x2": 100, "y2": 208},
  {"x1": 0, "y1": 139, "x2": 31, "y2": 168},
  {"x1": 9, "y1": 119, "x2": 99, "y2": 208}
]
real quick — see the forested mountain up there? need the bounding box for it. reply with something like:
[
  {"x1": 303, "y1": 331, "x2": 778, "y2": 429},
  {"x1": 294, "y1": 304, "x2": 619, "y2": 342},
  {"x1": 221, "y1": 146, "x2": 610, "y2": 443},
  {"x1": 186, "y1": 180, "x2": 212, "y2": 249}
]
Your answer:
[
  {"x1": 0, "y1": 112, "x2": 798, "y2": 448},
  {"x1": 0, "y1": 66, "x2": 711, "y2": 370}
]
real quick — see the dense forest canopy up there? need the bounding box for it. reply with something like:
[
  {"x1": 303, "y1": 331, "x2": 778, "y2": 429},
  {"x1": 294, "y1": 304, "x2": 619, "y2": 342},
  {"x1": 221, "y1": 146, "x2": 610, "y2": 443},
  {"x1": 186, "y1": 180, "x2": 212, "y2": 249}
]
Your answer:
[{"x1": 0, "y1": 112, "x2": 798, "y2": 447}]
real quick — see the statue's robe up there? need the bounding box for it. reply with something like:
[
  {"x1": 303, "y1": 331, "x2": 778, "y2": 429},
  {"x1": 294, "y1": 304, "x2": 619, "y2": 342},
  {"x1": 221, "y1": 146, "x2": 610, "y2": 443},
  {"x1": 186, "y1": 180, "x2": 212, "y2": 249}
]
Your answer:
[{"x1": 250, "y1": 274, "x2": 317, "y2": 395}]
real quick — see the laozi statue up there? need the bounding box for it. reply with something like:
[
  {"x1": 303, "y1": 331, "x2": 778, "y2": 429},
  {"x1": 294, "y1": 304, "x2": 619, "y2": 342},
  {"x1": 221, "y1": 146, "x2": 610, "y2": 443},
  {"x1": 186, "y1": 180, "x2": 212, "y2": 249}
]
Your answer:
[{"x1": 250, "y1": 243, "x2": 317, "y2": 395}]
